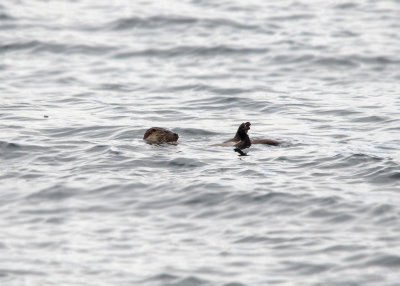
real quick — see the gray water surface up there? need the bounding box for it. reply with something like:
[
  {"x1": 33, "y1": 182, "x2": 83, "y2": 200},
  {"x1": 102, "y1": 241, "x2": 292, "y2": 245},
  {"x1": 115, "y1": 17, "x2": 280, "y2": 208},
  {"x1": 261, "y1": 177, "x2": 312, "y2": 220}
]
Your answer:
[{"x1": 1, "y1": 0, "x2": 400, "y2": 285}]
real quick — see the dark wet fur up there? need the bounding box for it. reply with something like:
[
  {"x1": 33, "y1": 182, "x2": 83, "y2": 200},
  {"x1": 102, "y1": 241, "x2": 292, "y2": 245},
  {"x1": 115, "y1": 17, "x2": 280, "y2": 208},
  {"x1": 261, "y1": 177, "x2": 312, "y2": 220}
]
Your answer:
[
  {"x1": 233, "y1": 122, "x2": 251, "y2": 150},
  {"x1": 143, "y1": 127, "x2": 179, "y2": 143},
  {"x1": 226, "y1": 122, "x2": 280, "y2": 146}
]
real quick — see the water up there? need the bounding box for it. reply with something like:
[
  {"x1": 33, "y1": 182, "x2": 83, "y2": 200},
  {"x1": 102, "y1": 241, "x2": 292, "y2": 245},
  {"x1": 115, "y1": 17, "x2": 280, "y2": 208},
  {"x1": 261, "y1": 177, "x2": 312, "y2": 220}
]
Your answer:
[{"x1": 1, "y1": 0, "x2": 400, "y2": 285}]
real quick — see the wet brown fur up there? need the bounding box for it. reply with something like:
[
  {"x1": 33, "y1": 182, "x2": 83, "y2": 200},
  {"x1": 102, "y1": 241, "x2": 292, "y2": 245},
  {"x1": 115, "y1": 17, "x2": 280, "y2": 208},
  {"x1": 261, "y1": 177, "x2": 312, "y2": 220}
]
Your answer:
[
  {"x1": 225, "y1": 122, "x2": 280, "y2": 146},
  {"x1": 212, "y1": 122, "x2": 252, "y2": 149},
  {"x1": 143, "y1": 127, "x2": 179, "y2": 143},
  {"x1": 233, "y1": 122, "x2": 251, "y2": 149}
]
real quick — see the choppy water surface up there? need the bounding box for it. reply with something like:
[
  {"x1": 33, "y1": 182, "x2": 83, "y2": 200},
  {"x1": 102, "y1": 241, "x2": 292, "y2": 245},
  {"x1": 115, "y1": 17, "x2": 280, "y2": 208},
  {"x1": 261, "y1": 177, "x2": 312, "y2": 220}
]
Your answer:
[{"x1": 1, "y1": 0, "x2": 400, "y2": 285}]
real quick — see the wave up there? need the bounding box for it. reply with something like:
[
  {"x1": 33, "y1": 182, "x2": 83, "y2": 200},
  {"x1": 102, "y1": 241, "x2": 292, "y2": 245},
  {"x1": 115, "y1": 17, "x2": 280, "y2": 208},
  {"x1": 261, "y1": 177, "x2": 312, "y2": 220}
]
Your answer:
[
  {"x1": 182, "y1": 95, "x2": 257, "y2": 111},
  {"x1": 359, "y1": 163, "x2": 400, "y2": 185},
  {"x1": 112, "y1": 47, "x2": 398, "y2": 65},
  {"x1": 3, "y1": 39, "x2": 397, "y2": 70},
  {"x1": 352, "y1": 115, "x2": 388, "y2": 123},
  {"x1": 269, "y1": 54, "x2": 400, "y2": 67},
  {"x1": 112, "y1": 45, "x2": 268, "y2": 58},
  {"x1": 333, "y1": 2, "x2": 359, "y2": 9},
  {"x1": 151, "y1": 275, "x2": 209, "y2": 286},
  {"x1": 0, "y1": 140, "x2": 20, "y2": 150},
  {"x1": 268, "y1": 13, "x2": 315, "y2": 21},
  {"x1": 25, "y1": 184, "x2": 79, "y2": 201},
  {"x1": 172, "y1": 127, "x2": 219, "y2": 136},
  {"x1": 0, "y1": 40, "x2": 113, "y2": 55},
  {"x1": 0, "y1": 140, "x2": 49, "y2": 161},
  {"x1": 109, "y1": 15, "x2": 263, "y2": 32},
  {"x1": 0, "y1": 12, "x2": 13, "y2": 20},
  {"x1": 110, "y1": 15, "x2": 198, "y2": 30},
  {"x1": 364, "y1": 254, "x2": 400, "y2": 267}
]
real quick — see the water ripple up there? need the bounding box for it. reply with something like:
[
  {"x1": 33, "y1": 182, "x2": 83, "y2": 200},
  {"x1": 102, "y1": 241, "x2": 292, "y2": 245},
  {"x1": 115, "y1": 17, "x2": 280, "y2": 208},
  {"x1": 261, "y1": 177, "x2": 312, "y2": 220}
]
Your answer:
[
  {"x1": 113, "y1": 45, "x2": 268, "y2": 59},
  {"x1": 0, "y1": 40, "x2": 113, "y2": 55}
]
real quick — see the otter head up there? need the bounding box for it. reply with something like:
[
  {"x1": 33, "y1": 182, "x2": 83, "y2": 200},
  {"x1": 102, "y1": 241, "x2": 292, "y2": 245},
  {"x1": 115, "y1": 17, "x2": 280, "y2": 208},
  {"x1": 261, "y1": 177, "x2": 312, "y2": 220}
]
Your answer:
[
  {"x1": 234, "y1": 122, "x2": 251, "y2": 138},
  {"x1": 235, "y1": 122, "x2": 251, "y2": 149},
  {"x1": 237, "y1": 122, "x2": 251, "y2": 139},
  {"x1": 143, "y1": 127, "x2": 179, "y2": 143},
  {"x1": 241, "y1": 122, "x2": 251, "y2": 133}
]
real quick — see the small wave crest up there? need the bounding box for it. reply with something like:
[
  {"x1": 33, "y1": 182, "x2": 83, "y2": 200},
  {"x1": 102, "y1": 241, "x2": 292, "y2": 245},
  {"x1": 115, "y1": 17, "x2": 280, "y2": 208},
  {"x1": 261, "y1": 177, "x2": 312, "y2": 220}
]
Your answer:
[
  {"x1": 0, "y1": 140, "x2": 20, "y2": 150},
  {"x1": 109, "y1": 15, "x2": 262, "y2": 32},
  {"x1": 0, "y1": 40, "x2": 112, "y2": 55},
  {"x1": 112, "y1": 45, "x2": 267, "y2": 59},
  {"x1": 0, "y1": 12, "x2": 14, "y2": 20}
]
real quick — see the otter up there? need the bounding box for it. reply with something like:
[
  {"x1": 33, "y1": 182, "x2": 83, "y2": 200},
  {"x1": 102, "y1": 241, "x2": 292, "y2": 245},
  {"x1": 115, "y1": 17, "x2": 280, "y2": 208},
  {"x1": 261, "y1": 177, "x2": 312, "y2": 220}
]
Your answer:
[
  {"x1": 143, "y1": 127, "x2": 179, "y2": 143},
  {"x1": 232, "y1": 122, "x2": 252, "y2": 155},
  {"x1": 211, "y1": 122, "x2": 252, "y2": 154},
  {"x1": 226, "y1": 122, "x2": 281, "y2": 146},
  {"x1": 232, "y1": 122, "x2": 251, "y2": 149}
]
